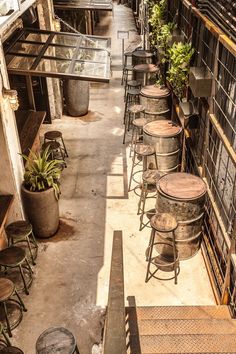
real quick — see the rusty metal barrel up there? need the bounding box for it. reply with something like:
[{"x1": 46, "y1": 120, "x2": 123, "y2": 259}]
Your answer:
[
  {"x1": 132, "y1": 50, "x2": 153, "y2": 66},
  {"x1": 143, "y1": 120, "x2": 182, "y2": 172},
  {"x1": 140, "y1": 85, "x2": 171, "y2": 121},
  {"x1": 133, "y1": 64, "x2": 158, "y2": 86},
  {"x1": 155, "y1": 172, "x2": 207, "y2": 260}
]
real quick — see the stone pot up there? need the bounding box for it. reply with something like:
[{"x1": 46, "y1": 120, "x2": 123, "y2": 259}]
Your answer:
[
  {"x1": 21, "y1": 185, "x2": 59, "y2": 238},
  {"x1": 65, "y1": 79, "x2": 90, "y2": 116}
]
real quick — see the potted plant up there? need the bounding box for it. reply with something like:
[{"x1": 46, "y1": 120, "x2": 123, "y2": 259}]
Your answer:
[
  {"x1": 21, "y1": 147, "x2": 63, "y2": 238},
  {"x1": 166, "y1": 42, "x2": 195, "y2": 101}
]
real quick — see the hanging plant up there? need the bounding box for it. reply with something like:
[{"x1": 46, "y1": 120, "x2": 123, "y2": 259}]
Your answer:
[
  {"x1": 167, "y1": 42, "x2": 195, "y2": 100},
  {"x1": 149, "y1": 0, "x2": 167, "y2": 45}
]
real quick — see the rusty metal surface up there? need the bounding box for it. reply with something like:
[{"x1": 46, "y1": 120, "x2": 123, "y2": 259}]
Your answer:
[{"x1": 132, "y1": 306, "x2": 231, "y2": 320}]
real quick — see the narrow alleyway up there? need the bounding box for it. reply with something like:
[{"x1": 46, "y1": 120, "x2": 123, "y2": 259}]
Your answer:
[{"x1": 12, "y1": 4, "x2": 215, "y2": 353}]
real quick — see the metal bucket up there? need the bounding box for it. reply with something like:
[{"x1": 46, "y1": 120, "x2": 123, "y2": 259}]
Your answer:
[
  {"x1": 140, "y1": 85, "x2": 171, "y2": 114},
  {"x1": 156, "y1": 172, "x2": 206, "y2": 260},
  {"x1": 143, "y1": 120, "x2": 182, "y2": 172}
]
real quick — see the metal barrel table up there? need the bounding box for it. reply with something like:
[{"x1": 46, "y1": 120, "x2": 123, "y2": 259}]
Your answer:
[{"x1": 140, "y1": 84, "x2": 171, "y2": 121}]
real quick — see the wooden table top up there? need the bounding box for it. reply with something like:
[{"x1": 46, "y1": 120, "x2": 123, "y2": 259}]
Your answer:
[
  {"x1": 151, "y1": 213, "x2": 178, "y2": 232},
  {"x1": 132, "y1": 50, "x2": 153, "y2": 58},
  {"x1": 141, "y1": 84, "x2": 170, "y2": 98},
  {"x1": 159, "y1": 172, "x2": 207, "y2": 200},
  {"x1": 133, "y1": 64, "x2": 158, "y2": 73},
  {"x1": 143, "y1": 120, "x2": 182, "y2": 138}
]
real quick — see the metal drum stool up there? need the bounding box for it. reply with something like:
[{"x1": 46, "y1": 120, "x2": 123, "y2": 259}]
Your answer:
[
  {"x1": 123, "y1": 105, "x2": 145, "y2": 144},
  {"x1": 5, "y1": 221, "x2": 38, "y2": 266},
  {"x1": 145, "y1": 213, "x2": 180, "y2": 284},
  {"x1": 128, "y1": 144, "x2": 157, "y2": 191},
  {"x1": 0, "y1": 247, "x2": 33, "y2": 295},
  {"x1": 123, "y1": 88, "x2": 140, "y2": 124},
  {"x1": 42, "y1": 141, "x2": 67, "y2": 167},
  {"x1": 44, "y1": 130, "x2": 69, "y2": 158},
  {"x1": 0, "y1": 347, "x2": 24, "y2": 353},
  {"x1": 0, "y1": 278, "x2": 27, "y2": 337},
  {"x1": 36, "y1": 327, "x2": 79, "y2": 354},
  {"x1": 138, "y1": 170, "x2": 161, "y2": 231}
]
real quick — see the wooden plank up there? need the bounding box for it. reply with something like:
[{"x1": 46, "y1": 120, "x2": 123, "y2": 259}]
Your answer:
[
  {"x1": 103, "y1": 231, "x2": 126, "y2": 354},
  {"x1": 0, "y1": 195, "x2": 14, "y2": 234},
  {"x1": 19, "y1": 111, "x2": 46, "y2": 156}
]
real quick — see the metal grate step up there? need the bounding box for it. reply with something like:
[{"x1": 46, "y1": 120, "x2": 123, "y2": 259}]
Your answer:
[
  {"x1": 138, "y1": 334, "x2": 236, "y2": 353},
  {"x1": 127, "y1": 305, "x2": 231, "y2": 320},
  {"x1": 135, "y1": 318, "x2": 236, "y2": 336}
]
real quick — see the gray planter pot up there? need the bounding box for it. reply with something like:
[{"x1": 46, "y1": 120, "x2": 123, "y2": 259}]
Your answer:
[
  {"x1": 189, "y1": 67, "x2": 213, "y2": 97},
  {"x1": 65, "y1": 79, "x2": 90, "y2": 116},
  {"x1": 21, "y1": 185, "x2": 59, "y2": 238}
]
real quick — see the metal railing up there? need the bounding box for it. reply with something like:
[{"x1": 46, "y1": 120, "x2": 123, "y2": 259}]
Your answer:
[{"x1": 103, "y1": 230, "x2": 126, "y2": 354}]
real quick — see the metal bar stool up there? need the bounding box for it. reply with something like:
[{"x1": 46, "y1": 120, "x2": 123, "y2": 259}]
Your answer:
[
  {"x1": 36, "y1": 327, "x2": 79, "y2": 354},
  {"x1": 0, "y1": 247, "x2": 33, "y2": 295},
  {"x1": 129, "y1": 116, "x2": 148, "y2": 156},
  {"x1": 128, "y1": 144, "x2": 156, "y2": 192},
  {"x1": 123, "y1": 88, "x2": 140, "y2": 124},
  {"x1": 145, "y1": 213, "x2": 180, "y2": 284},
  {"x1": 124, "y1": 79, "x2": 142, "y2": 100},
  {"x1": 121, "y1": 52, "x2": 133, "y2": 85},
  {"x1": 0, "y1": 278, "x2": 27, "y2": 337},
  {"x1": 138, "y1": 170, "x2": 161, "y2": 231},
  {"x1": 44, "y1": 130, "x2": 69, "y2": 158},
  {"x1": 42, "y1": 141, "x2": 67, "y2": 168},
  {"x1": 0, "y1": 323, "x2": 11, "y2": 347},
  {"x1": 5, "y1": 221, "x2": 38, "y2": 266},
  {"x1": 123, "y1": 105, "x2": 146, "y2": 144},
  {"x1": 0, "y1": 347, "x2": 24, "y2": 353}
]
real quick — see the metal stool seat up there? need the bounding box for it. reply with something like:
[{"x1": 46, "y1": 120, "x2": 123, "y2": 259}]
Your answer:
[
  {"x1": 145, "y1": 213, "x2": 180, "y2": 284},
  {"x1": 44, "y1": 130, "x2": 68, "y2": 157},
  {"x1": 132, "y1": 117, "x2": 147, "y2": 128},
  {"x1": 36, "y1": 327, "x2": 79, "y2": 354},
  {"x1": 42, "y1": 141, "x2": 66, "y2": 167},
  {"x1": 128, "y1": 144, "x2": 157, "y2": 191},
  {"x1": 127, "y1": 80, "x2": 141, "y2": 88},
  {"x1": 128, "y1": 104, "x2": 145, "y2": 114},
  {"x1": 0, "y1": 247, "x2": 33, "y2": 295},
  {"x1": 0, "y1": 278, "x2": 26, "y2": 337},
  {"x1": 0, "y1": 347, "x2": 24, "y2": 353},
  {"x1": 138, "y1": 170, "x2": 161, "y2": 230},
  {"x1": 5, "y1": 221, "x2": 38, "y2": 265}
]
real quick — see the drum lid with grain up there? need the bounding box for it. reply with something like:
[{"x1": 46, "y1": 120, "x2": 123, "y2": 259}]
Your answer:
[
  {"x1": 132, "y1": 50, "x2": 153, "y2": 58},
  {"x1": 143, "y1": 120, "x2": 182, "y2": 137},
  {"x1": 159, "y1": 172, "x2": 207, "y2": 200},
  {"x1": 133, "y1": 64, "x2": 158, "y2": 73},
  {"x1": 141, "y1": 84, "x2": 170, "y2": 98}
]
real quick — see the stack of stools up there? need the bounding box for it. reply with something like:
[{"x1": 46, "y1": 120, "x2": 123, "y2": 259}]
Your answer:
[
  {"x1": 123, "y1": 104, "x2": 145, "y2": 144},
  {"x1": 145, "y1": 213, "x2": 180, "y2": 284},
  {"x1": 121, "y1": 51, "x2": 133, "y2": 86},
  {"x1": 123, "y1": 88, "x2": 141, "y2": 124},
  {"x1": 124, "y1": 79, "x2": 142, "y2": 100},
  {"x1": 36, "y1": 327, "x2": 79, "y2": 354},
  {"x1": 128, "y1": 144, "x2": 157, "y2": 191},
  {"x1": 0, "y1": 278, "x2": 27, "y2": 337},
  {"x1": 138, "y1": 170, "x2": 161, "y2": 231}
]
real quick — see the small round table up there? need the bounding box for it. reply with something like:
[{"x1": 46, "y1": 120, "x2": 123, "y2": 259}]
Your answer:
[
  {"x1": 36, "y1": 327, "x2": 79, "y2": 354},
  {"x1": 133, "y1": 64, "x2": 158, "y2": 86}
]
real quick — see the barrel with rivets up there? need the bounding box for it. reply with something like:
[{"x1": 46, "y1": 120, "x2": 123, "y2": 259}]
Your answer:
[
  {"x1": 140, "y1": 85, "x2": 171, "y2": 120},
  {"x1": 155, "y1": 172, "x2": 207, "y2": 260},
  {"x1": 143, "y1": 120, "x2": 182, "y2": 172}
]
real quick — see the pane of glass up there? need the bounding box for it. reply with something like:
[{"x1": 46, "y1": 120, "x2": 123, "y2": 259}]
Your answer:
[
  {"x1": 7, "y1": 56, "x2": 35, "y2": 70},
  {"x1": 24, "y1": 32, "x2": 49, "y2": 42},
  {"x1": 10, "y1": 43, "x2": 43, "y2": 56},
  {"x1": 52, "y1": 34, "x2": 80, "y2": 46},
  {"x1": 76, "y1": 48, "x2": 107, "y2": 62},
  {"x1": 81, "y1": 37, "x2": 109, "y2": 49},
  {"x1": 74, "y1": 61, "x2": 107, "y2": 78},
  {"x1": 44, "y1": 46, "x2": 76, "y2": 59},
  {"x1": 36, "y1": 59, "x2": 70, "y2": 73}
]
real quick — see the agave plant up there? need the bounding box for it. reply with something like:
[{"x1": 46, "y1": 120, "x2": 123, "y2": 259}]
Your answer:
[
  {"x1": 167, "y1": 42, "x2": 195, "y2": 100},
  {"x1": 21, "y1": 146, "x2": 63, "y2": 198}
]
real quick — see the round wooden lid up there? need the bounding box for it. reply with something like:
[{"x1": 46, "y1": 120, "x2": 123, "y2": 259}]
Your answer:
[
  {"x1": 143, "y1": 120, "x2": 182, "y2": 137},
  {"x1": 141, "y1": 84, "x2": 170, "y2": 98},
  {"x1": 132, "y1": 50, "x2": 153, "y2": 58},
  {"x1": 133, "y1": 64, "x2": 158, "y2": 73},
  {"x1": 159, "y1": 172, "x2": 207, "y2": 200}
]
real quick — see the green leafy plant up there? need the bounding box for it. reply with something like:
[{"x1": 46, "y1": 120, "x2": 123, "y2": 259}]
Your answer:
[
  {"x1": 167, "y1": 42, "x2": 194, "y2": 100},
  {"x1": 149, "y1": 0, "x2": 167, "y2": 42},
  {"x1": 21, "y1": 147, "x2": 63, "y2": 198}
]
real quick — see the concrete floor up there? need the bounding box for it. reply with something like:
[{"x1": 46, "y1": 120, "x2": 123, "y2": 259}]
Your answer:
[{"x1": 12, "y1": 4, "x2": 215, "y2": 353}]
